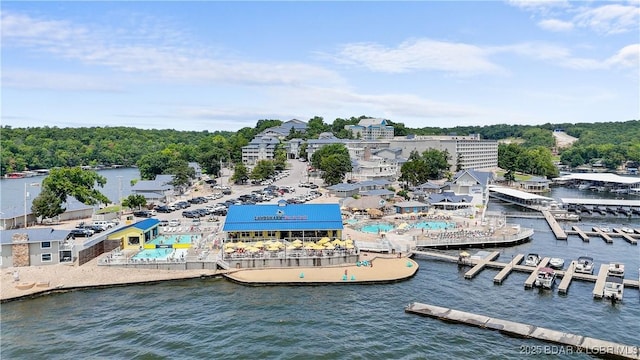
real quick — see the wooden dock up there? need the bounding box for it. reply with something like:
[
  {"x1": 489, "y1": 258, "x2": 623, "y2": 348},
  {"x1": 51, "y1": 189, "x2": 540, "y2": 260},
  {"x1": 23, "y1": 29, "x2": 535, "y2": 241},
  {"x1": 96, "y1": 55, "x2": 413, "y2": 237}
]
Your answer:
[
  {"x1": 405, "y1": 302, "x2": 640, "y2": 360},
  {"x1": 542, "y1": 210, "x2": 567, "y2": 240},
  {"x1": 558, "y1": 260, "x2": 576, "y2": 295},
  {"x1": 592, "y1": 228, "x2": 613, "y2": 244},
  {"x1": 464, "y1": 251, "x2": 500, "y2": 279},
  {"x1": 613, "y1": 228, "x2": 638, "y2": 245},
  {"x1": 569, "y1": 226, "x2": 590, "y2": 242},
  {"x1": 592, "y1": 264, "x2": 609, "y2": 299},
  {"x1": 524, "y1": 257, "x2": 550, "y2": 289},
  {"x1": 493, "y1": 254, "x2": 524, "y2": 284}
]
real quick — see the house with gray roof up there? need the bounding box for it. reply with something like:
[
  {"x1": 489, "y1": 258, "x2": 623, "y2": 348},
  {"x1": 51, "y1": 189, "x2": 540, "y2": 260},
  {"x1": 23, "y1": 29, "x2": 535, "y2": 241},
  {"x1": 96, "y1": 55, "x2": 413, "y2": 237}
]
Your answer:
[
  {"x1": 1, "y1": 229, "x2": 74, "y2": 268},
  {"x1": 259, "y1": 119, "x2": 307, "y2": 139},
  {"x1": 131, "y1": 174, "x2": 175, "y2": 203}
]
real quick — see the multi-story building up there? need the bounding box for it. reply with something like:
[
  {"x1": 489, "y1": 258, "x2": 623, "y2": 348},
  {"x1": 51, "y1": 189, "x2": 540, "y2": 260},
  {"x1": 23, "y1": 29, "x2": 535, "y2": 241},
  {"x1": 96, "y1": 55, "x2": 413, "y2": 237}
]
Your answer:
[
  {"x1": 388, "y1": 134, "x2": 498, "y2": 172},
  {"x1": 345, "y1": 118, "x2": 395, "y2": 140},
  {"x1": 241, "y1": 136, "x2": 280, "y2": 166}
]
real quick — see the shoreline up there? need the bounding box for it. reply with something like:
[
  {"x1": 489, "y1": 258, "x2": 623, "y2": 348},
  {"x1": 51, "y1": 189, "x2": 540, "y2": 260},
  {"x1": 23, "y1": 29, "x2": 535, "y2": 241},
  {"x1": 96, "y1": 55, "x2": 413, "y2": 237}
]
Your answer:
[{"x1": 1, "y1": 252, "x2": 418, "y2": 303}]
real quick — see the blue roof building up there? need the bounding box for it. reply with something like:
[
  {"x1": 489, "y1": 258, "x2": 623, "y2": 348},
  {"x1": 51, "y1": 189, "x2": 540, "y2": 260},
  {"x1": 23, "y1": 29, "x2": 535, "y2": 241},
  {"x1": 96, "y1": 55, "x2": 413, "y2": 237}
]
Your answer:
[{"x1": 223, "y1": 203, "x2": 343, "y2": 241}]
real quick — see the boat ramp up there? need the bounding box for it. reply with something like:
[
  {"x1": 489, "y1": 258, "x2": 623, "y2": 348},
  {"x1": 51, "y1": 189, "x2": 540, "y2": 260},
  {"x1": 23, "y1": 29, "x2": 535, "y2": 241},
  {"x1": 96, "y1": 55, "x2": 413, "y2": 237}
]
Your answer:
[{"x1": 405, "y1": 302, "x2": 640, "y2": 360}]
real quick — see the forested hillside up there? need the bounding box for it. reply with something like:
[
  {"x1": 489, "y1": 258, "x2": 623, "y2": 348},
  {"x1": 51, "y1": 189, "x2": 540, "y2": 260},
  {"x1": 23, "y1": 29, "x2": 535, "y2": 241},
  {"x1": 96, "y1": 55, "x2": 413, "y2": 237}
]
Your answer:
[{"x1": 2, "y1": 119, "x2": 638, "y2": 176}]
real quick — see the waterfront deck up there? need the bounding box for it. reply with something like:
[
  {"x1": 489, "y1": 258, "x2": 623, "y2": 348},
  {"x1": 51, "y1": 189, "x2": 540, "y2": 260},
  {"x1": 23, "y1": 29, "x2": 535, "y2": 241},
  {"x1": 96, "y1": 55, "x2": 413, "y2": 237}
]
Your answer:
[
  {"x1": 557, "y1": 261, "x2": 576, "y2": 295},
  {"x1": 541, "y1": 210, "x2": 567, "y2": 240},
  {"x1": 564, "y1": 226, "x2": 639, "y2": 245},
  {"x1": 414, "y1": 228, "x2": 534, "y2": 249},
  {"x1": 405, "y1": 302, "x2": 640, "y2": 360}
]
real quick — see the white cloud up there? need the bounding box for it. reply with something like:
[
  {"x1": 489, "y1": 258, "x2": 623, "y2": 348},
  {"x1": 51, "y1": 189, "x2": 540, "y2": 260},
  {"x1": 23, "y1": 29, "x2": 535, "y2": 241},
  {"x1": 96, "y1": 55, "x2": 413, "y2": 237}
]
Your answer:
[
  {"x1": 2, "y1": 69, "x2": 124, "y2": 92},
  {"x1": 1, "y1": 10, "x2": 344, "y2": 89},
  {"x1": 333, "y1": 39, "x2": 503, "y2": 75},
  {"x1": 605, "y1": 44, "x2": 640, "y2": 68},
  {"x1": 573, "y1": 4, "x2": 640, "y2": 34},
  {"x1": 537, "y1": 18, "x2": 574, "y2": 31},
  {"x1": 506, "y1": 0, "x2": 570, "y2": 14}
]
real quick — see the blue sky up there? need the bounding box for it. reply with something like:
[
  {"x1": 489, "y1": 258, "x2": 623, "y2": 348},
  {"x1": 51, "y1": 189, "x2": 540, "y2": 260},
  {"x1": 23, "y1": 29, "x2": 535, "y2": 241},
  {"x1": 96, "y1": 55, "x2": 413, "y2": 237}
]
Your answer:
[{"x1": 2, "y1": 1, "x2": 639, "y2": 131}]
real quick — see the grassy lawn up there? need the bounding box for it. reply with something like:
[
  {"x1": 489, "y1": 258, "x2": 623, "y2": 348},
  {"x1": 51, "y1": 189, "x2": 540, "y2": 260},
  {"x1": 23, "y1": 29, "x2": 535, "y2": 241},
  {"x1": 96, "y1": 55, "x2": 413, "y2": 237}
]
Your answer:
[{"x1": 495, "y1": 169, "x2": 534, "y2": 181}]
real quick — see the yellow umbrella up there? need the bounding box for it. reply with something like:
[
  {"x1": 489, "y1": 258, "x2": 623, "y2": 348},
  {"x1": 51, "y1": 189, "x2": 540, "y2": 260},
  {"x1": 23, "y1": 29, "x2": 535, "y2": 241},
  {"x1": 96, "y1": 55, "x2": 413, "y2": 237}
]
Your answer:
[
  {"x1": 292, "y1": 239, "x2": 302, "y2": 244},
  {"x1": 225, "y1": 248, "x2": 235, "y2": 253},
  {"x1": 224, "y1": 243, "x2": 235, "y2": 249},
  {"x1": 318, "y1": 237, "x2": 330, "y2": 244},
  {"x1": 254, "y1": 241, "x2": 264, "y2": 248},
  {"x1": 324, "y1": 243, "x2": 335, "y2": 250},
  {"x1": 304, "y1": 244, "x2": 315, "y2": 250},
  {"x1": 397, "y1": 222, "x2": 409, "y2": 230},
  {"x1": 286, "y1": 245, "x2": 296, "y2": 250},
  {"x1": 246, "y1": 246, "x2": 260, "y2": 253},
  {"x1": 459, "y1": 251, "x2": 470, "y2": 257},
  {"x1": 345, "y1": 239, "x2": 353, "y2": 244},
  {"x1": 292, "y1": 242, "x2": 302, "y2": 248},
  {"x1": 346, "y1": 244, "x2": 355, "y2": 249},
  {"x1": 267, "y1": 245, "x2": 280, "y2": 251},
  {"x1": 273, "y1": 241, "x2": 283, "y2": 248},
  {"x1": 236, "y1": 242, "x2": 246, "y2": 249}
]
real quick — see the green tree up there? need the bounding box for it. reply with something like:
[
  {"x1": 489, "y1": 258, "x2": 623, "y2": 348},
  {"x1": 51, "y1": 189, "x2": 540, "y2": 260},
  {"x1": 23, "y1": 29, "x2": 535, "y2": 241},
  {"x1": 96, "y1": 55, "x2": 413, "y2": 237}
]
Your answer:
[
  {"x1": 122, "y1": 194, "x2": 147, "y2": 210},
  {"x1": 231, "y1": 162, "x2": 249, "y2": 184},
  {"x1": 298, "y1": 142, "x2": 308, "y2": 160},
  {"x1": 250, "y1": 160, "x2": 276, "y2": 181},
  {"x1": 310, "y1": 143, "x2": 351, "y2": 185},
  {"x1": 31, "y1": 187, "x2": 65, "y2": 220},
  {"x1": 41, "y1": 167, "x2": 110, "y2": 206},
  {"x1": 422, "y1": 149, "x2": 450, "y2": 179}
]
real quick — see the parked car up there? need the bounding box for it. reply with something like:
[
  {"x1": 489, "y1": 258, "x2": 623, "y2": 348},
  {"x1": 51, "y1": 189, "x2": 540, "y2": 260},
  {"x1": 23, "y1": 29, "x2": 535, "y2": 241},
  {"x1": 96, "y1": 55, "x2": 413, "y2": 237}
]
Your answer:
[
  {"x1": 168, "y1": 219, "x2": 181, "y2": 227},
  {"x1": 155, "y1": 205, "x2": 173, "y2": 213},
  {"x1": 133, "y1": 210, "x2": 152, "y2": 218},
  {"x1": 68, "y1": 228, "x2": 94, "y2": 238},
  {"x1": 159, "y1": 220, "x2": 170, "y2": 227}
]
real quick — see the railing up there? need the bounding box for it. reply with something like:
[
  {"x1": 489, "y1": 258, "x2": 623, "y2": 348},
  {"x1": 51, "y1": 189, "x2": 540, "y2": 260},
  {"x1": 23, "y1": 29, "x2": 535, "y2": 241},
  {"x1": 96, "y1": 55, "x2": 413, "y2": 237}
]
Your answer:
[{"x1": 415, "y1": 228, "x2": 534, "y2": 247}]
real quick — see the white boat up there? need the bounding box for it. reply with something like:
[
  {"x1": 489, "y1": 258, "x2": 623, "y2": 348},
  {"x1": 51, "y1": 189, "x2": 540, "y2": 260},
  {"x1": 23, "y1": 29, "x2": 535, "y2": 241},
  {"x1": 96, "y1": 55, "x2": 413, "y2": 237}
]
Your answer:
[
  {"x1": 621, "y1": 227, "x2": 634, "y2": 234},
  {"x1": 578, "y1": 183, "x2": 591, "y2": 190},
  {"x1": 575, "y1": 256, "x2": 594, "y2": 274},
  {"x1": 524, "y1": 253, "x2": 541, "y2": 267},
  {"x1": 608, "y1": 262, "x2": 625, "y2": 277},
  {"x1": 603, "y1": 276, "x2": 624, "y2": 302},
  {"x1": 534, "y1": 267, "x2": 556, "y2": 289},
  {"x1": 549, "y1": 257, "x2": 565, "y2": 269},
  {"x1": 593, "y1": 226, "x2": 611, "y2": 233}
]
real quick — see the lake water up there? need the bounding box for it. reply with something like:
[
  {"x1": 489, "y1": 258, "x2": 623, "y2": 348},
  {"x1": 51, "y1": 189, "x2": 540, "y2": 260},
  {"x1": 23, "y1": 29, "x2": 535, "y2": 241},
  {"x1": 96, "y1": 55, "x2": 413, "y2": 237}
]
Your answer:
[{"x1": 1, "y1": 184, "x2": 639, "y2": 358}]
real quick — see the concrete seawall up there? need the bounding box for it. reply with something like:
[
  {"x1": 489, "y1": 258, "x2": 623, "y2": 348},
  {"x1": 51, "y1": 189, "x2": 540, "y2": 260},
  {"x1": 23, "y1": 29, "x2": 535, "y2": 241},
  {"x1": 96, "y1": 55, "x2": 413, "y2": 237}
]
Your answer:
[{"x1": 405, "y1": 302, "x2": 639, "y2": 360}]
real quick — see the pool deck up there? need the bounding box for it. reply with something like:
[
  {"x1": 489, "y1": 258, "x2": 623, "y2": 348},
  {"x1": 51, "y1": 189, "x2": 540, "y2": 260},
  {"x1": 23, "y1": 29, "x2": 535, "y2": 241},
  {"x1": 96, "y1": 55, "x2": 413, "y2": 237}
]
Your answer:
[{"x1": 224, "y1": 253, "x2": 418, "y2": 285}]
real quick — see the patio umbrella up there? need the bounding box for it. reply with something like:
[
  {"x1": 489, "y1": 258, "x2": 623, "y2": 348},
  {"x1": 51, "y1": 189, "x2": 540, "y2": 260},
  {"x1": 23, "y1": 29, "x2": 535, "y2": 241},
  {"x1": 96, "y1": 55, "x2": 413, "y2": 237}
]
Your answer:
[
  {"x1": 292, "y1": 239, "x2": 302, "y2": 244},
  {"x1": 318, "y1": 237, "x2": 330, "y2": 244},
  {"x1": 224, "y1": 243, "x2": 235, "y2": 249},
  {"x1": 324, "y1": 243, "x2": 335, "y2": 250},
  {"x1": 247, "y1": 246, "x2": 260, "y2": 253},
  {"x1": 254, "y1": 241, "x2": 264, "y2": 248},
  {"x1": 346, "y1": 244, "x2": 355, "y2": 249},
  {"x1": 459, "y1": 251, "x2": 470, "y2": 257},
  {"x1": 225, "y1": 248, "x2": 235, "y2": 253},
  {"x1": 397, "y1": 223, "x2": 409, "y2": 230},
  {"x1": 267, "y1": 245, "x2": 280, "y2": 251},
  {"x1": 236, "y1": 242, "x2": 246, "y2": 249}
]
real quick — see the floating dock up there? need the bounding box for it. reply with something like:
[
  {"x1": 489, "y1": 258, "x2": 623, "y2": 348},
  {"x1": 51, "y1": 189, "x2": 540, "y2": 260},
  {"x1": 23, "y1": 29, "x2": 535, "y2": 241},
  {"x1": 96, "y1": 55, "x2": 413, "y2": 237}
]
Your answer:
[
  {"x1": 570, "y1": 226, "x2": 590, "y2": 242},
  {"x1": 464, "y1": 251, "x2": 500, "y2": 279},
  {"x1": 613, "y1": 229, "x2": 638, "y2": 245},
  {"x1": 493, "y1": 254, "x2": 524, "y2": 284},
  {"x1": 592, "y1": 228, "x2": 613, "y2": 244},
  {"x1": 542, "y1": 210, "x2": 567, "y2": 240},
  {"x1": 405, "y1": 302, "x2": 640, "y2": 360},
  {"x1": 592, "y1": 264, "x2": 610, "y2": 299},
  {"x1": 524, "y1": 257, "x2": 551, "y2": 289},
  {"x1": 557, "y1": 261, "x2": 576, "y2": 295}
]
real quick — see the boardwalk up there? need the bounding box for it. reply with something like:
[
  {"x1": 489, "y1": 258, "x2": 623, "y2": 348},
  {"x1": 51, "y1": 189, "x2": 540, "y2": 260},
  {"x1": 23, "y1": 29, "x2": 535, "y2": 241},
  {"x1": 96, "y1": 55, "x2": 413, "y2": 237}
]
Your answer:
[
  {"x1": 415, "y1": 228, "x2": 534, "y2": 249},
  {"x1": 406, "y1": 302, "x2": 640, "y2": 360},
  {"x1": 592, "y1": 264, "x2": 609, "y2": 299},
  {"x1": 464, "y1": 251, "x2": 500, "y2": 279},
  {"x1": 541, "y1": 210, "x2": 567, "y2": 240}
]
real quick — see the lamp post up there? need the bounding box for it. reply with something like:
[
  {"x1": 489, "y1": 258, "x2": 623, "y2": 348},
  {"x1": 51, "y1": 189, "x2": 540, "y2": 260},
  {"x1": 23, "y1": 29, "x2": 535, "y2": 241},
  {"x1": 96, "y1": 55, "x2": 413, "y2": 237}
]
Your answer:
[{"x1": 24, "y1": 182, "x2": 40, "y2": 228}]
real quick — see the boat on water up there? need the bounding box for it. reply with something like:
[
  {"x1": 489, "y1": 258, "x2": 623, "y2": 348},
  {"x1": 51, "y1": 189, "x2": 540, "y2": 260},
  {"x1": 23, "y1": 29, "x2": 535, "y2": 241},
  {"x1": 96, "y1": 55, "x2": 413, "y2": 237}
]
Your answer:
[
  {"x1": 549, "y1": 257, "x2": 564, "y2": 269},
  {"x1": 608, "y1": 262, "x2": 625, "y2": 277},
  {"x1": 524, "y1": 253, "x2": 541, "y2": 267},
  {"x1": 621, "y1": 227, "x2": 634, "y2": 234},
  {"x1": 575, "y1": 256, "x2": 594, "y2": 274},
  {"x1": 603, "y1": 276, "x2": 624, "y2": 302},
  {"x1": 593, "y1": 226, "x2": 611, "y2": 233},
  {"x1": 534, "y1": 267, "x2": 556, "y2": 289}
]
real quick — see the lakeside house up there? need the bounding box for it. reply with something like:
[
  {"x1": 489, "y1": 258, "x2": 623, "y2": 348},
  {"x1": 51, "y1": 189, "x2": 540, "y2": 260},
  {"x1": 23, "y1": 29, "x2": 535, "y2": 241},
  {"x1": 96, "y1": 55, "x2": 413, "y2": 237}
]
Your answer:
[{"x1": 1, "y1": 229, "x2": 74, "y2": 268}]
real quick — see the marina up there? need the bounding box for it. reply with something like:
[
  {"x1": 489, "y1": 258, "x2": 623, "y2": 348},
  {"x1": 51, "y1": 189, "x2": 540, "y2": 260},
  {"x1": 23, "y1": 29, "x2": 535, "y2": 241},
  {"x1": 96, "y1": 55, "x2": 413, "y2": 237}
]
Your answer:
[{"x1": 413, "y1": 250, "x2": 640, "y2": 298}]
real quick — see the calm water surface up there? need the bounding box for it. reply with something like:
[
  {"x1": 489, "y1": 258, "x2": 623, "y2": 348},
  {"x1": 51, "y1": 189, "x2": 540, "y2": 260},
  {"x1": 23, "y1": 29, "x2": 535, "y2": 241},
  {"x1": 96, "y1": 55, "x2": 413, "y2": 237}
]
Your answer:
[{"x1": 2, "y1": 187, "x2": 639, "y2": 359}]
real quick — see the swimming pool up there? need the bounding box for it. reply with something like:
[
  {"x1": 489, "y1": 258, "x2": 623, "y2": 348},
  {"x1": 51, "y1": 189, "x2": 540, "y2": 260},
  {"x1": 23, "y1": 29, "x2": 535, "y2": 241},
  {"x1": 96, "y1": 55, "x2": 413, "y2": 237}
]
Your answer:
[
  {"x1": 132, "y1": 248, "x2": 188, "y2": 260},
  {"x1": 413, "y1": 221, "x2": 455, "y2": 230},
  {"x1": 148, "y1": 234, "x2": 200, "y2": 246},
  {"x1": 358, "y1": 223, "x2": 395, "y2": 234}
]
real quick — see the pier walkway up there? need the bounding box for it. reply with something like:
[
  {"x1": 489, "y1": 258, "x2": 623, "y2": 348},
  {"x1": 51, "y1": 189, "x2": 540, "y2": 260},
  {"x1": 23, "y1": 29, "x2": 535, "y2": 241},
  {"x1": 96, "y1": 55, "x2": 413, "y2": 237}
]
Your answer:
[
  {"x1": 592, "y1": 264, "x2": 609, "y2": 299},
  {"x1": 558, "y1": 261, "x2": 576, "y2": 295},
  {"x1": 405, "y1": 302, "x2": 640, "y2": 360},
  {"x1": 493, "y1": 254, "x2": 524, "y2": 284},
  {"x1": 541, "y1": 210, "x2": 567, "y2": 240}
]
